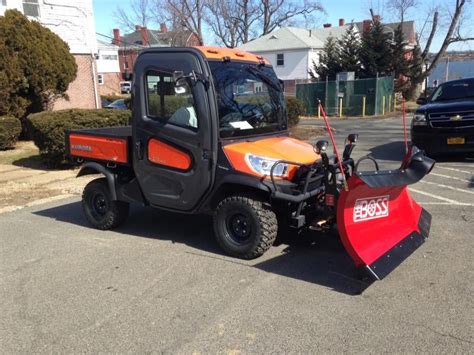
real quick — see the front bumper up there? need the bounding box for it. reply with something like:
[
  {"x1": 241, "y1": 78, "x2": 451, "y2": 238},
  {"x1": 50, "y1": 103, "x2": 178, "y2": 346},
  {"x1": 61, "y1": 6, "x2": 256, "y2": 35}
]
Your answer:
[{"x1": 411, "y1": 125, "x2": 474, "y2": 154}]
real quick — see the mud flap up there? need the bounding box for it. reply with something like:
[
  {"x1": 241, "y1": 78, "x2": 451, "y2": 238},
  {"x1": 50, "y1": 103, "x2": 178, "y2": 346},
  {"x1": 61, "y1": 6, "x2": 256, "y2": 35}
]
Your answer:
[{"x1": 336, "y1": 151, "x2": 435, "y2": 280}]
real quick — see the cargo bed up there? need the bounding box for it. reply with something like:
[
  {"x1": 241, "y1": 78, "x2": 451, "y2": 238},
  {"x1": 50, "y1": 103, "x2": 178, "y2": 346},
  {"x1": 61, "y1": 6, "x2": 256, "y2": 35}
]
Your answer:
[{"x1": 66, "y1": 126, "x2": 132, "y2": 165}]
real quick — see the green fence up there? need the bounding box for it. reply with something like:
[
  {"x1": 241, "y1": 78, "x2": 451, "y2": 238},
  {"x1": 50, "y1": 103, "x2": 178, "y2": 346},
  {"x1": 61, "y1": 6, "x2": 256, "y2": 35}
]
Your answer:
[{"x1": 296, "y1": 75, "x2": 395, "y2": 117}]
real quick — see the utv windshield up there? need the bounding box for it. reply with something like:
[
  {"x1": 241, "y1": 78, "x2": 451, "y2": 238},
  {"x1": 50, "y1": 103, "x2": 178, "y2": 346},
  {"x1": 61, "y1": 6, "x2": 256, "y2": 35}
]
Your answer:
[
  {"x1": 430, "y1": 79, "x2": 474, "y2": 102},
  {"x1": 208, "y1": 61, "x2": 287, "y2": 138}
]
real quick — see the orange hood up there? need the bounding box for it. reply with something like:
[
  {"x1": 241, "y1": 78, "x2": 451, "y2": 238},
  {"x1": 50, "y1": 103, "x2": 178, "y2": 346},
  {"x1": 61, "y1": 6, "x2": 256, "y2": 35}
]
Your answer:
[{"x1": 223, "y1": 137, "x2": 320, "y2": 178}]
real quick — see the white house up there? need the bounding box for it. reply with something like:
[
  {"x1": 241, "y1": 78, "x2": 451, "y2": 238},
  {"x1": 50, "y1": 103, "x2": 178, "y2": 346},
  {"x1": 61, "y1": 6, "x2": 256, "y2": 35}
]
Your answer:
[
  {"x1": 96, "y1": 40, "x2": 121, "y2": 96},
  {"x1": 239, "y1": 23, "x2": 352, "y2": 94},
  {"x1": 0, "y1": 0, "x2": 100, "y2": 109},
  {"x1": 240, "y1": 18, "x2": 416, "y2": 94}
]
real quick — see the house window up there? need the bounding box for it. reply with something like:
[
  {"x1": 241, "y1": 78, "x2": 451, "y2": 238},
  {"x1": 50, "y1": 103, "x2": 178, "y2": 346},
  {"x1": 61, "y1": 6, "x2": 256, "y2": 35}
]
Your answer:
[
  {"x1": 97, "y1": 74, "x2": 104, "y2": 86},
  {"x1": 2, "y1": 0, "x2": 7, "y2": 7},
  {"x1": 23, "y1": 0, "x2": 40, "y2": 17},
  {"x1": 276, "y1": 53, "x2": 284, "y2": 66},
  {"x1": 124, "y1": 61, "x2": 129, "y2": 70}
]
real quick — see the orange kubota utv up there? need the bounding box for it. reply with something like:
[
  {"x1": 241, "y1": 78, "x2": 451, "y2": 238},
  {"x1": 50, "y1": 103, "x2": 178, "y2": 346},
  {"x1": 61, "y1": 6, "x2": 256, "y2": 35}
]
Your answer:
[{"x1": 66, "y1": 47, "x2": 435, "y2": 280}]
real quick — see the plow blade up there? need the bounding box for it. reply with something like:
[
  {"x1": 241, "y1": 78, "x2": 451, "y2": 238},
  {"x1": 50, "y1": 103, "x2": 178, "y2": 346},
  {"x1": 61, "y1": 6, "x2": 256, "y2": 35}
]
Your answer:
[{"x1": 337, "y1": 152, "x2": 435, "y2": 280}]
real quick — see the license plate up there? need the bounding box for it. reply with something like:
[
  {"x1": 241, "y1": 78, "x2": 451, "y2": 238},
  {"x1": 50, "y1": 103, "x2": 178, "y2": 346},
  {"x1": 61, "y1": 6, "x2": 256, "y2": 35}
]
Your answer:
[{"x1": 447, "y1": 137, "x2": 465, "y2": 145}]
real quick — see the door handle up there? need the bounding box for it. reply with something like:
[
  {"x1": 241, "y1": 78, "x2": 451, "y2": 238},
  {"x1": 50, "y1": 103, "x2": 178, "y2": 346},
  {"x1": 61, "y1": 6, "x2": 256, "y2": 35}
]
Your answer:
[{"x1": 135, "y1": 141, "x2": 144, "y2": 160}]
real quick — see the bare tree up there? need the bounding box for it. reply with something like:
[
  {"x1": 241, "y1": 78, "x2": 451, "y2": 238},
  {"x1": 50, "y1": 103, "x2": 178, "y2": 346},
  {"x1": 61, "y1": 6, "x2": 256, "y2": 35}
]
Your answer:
[
  {"x1": 205, "y1": 0, "x2": 241, "y2": 47},
  {"x1": 205, "y1": 0, "x2": 260, "y2": 47},
  {"x1": 115, "y1": 0, "x2": 157, "y2": 31},
  {"x1": 423, "y1": 1, "x2": 473, "y2": 70},
  {"x1": 389, "y1": 0, "x2": 473, "y2": 97},
  {"x1": 238, "y1": 0, "x2": 260, "y2": 43},
  {"x1": 259, "y1": 0, "x2": 324, "y2": 35},
  {"x1": 385, "y1": 0, "x2": 417, "y2": 23},
  {"x1": 116, "y1": 0, "x2": 324, "y2": 47},
  {"x1": 166, "y1": 0, "x2": 205, "y2": 45}
]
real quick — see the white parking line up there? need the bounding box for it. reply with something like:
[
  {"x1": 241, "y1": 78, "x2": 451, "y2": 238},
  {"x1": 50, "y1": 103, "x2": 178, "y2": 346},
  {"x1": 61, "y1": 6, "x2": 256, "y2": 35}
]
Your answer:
[
  {"x1": 436, "y1": 166, "x2": 473, "y2": 175},
  {"x1": 409, "y1": 187, "x2": 472, "y2": 205},
  {"x1": 429, "y1": 172, "x2": 471, "y2": 184},
  {"x1": 419, "y1": 180, "x2": 474, "y2": 195},
  {"x1": 418, "y1": 202, "x2": 474, "y2": 206}
]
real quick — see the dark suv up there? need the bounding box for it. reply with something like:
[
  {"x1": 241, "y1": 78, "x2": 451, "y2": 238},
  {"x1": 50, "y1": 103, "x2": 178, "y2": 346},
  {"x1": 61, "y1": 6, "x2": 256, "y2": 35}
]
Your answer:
[{"x1": 411, "y1": 78, "x2": 474, "y2": 156}]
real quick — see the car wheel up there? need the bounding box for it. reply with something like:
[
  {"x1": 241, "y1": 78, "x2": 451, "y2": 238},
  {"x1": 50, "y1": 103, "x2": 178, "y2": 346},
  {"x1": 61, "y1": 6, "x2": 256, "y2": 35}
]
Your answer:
[
  {"x1": 82, "y1": 178, "x2": 129, "y2": 230},
  {"x1": 214, "y1": 195, "x2": 278, "y2": 259}
]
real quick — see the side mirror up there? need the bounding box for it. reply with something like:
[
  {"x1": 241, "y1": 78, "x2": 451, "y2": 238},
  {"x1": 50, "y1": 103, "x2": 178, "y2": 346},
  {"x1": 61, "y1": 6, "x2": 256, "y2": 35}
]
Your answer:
[
  {"x1": 416, "y1": 97, "x2": 427, "y2": 105},
  {"x1": 314, "y1": 140, "x2": 329, "y2": 154},
  {"x1": 343, "y1": 133, "x2": 358, "y2": 160},
  {"x1": 173, "y1": 71, "x2": 189, "y2": 94},
  {"x1": 174, "y1": 86, "x2": 187, "y2": 94},
  {"x1": 347, "y1": 133, "x2": 358, "y2": 144},
  {"x1": 173, "y1": 70, "x2": 187, "y2": 87}
]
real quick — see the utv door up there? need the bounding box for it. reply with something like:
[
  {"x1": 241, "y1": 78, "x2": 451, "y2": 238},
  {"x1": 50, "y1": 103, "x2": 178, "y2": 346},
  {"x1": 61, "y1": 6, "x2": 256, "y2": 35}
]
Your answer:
[{"x1": 133, "y1": 49, "x2": 216, "y2": 211}]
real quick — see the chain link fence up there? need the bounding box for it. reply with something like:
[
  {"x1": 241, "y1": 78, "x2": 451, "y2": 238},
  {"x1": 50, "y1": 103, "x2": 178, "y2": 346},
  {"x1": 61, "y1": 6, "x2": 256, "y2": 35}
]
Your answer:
[{"x1": 296, "y1": 75, "x2": 395, "y2": 117}]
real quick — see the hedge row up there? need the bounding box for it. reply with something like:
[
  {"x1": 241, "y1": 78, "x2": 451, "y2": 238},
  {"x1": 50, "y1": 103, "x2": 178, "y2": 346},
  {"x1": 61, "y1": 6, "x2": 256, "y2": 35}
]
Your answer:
[
  {"x1": 27, "y1": 109, "x2": 131, "y2": 167},
  {"x1": 285, "y1": 96, "x2": 305, "y2": 127},
  {"x1": 0, "y1": 116, "x2": 22, "y2": 150}
]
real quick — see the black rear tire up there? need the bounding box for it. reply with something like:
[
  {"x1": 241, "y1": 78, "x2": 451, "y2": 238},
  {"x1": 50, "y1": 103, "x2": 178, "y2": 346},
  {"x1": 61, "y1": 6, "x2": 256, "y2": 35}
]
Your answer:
[
  {"x1": 82, "y1": 178, "x2": 129, "y2": 230},
  {"x1": 214, "y1": 195, "x2": 278, "y2": 259}
]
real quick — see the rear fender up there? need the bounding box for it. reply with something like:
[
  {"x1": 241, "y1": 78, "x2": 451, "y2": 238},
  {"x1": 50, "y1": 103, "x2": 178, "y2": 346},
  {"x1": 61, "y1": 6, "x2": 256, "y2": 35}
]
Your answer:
[{"x1": 77, "y1": 162, "x2": 117, "y2": 200}]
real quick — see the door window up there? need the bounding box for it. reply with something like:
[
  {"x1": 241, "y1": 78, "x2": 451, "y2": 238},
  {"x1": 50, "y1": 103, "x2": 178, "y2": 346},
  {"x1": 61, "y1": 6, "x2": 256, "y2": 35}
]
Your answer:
[{"x1": 145, "y1": 70, "x2": 198, "y2": 131}]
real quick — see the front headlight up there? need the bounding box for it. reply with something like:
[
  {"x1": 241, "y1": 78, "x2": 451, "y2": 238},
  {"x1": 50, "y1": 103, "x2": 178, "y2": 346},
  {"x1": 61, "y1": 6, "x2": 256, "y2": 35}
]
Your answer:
[
  {"x1": 412, "y1": 113, "x2": 427, "y2": 126},
  {"x1": 246, "y1": 154, "x2": 288, "y2": 177}
]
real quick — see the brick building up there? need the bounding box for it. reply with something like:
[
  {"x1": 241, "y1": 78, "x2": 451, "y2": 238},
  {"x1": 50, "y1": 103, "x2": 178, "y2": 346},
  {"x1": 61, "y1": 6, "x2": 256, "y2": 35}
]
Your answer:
[
  {"x1": 113, "y1": 24, "x2": 201, "y2": 81},
  {"x1": 0, "y1": 0, "x2": 100, "y2": 109}
]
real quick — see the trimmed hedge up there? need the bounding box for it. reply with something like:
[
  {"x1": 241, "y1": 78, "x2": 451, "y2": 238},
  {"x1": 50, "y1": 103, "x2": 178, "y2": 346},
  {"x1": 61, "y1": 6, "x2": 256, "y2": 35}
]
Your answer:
[
  {"x1": 285, "y1": 96, "x2": 305, "y2": 127},
  {"x1": 27, "y1": 109, "x2": 131, "y2": 167},
  {"x1": 0, "y1": 116, "x2": 22, "y2": 150}
]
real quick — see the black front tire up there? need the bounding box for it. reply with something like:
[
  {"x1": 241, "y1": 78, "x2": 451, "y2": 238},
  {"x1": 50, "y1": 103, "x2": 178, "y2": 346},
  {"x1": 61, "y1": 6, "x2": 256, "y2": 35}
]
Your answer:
[
  {"x1": 82, "y1": 178, "x2": 129, "y2": 230},
  {"x1": 214, "y1": 195, "x2": 278, "y2": 259}
]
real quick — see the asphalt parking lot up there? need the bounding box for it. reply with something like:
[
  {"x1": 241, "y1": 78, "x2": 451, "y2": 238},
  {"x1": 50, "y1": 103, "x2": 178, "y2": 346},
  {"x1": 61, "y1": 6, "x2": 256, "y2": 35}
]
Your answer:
[{"x1": 1, "y1": 117, "x2": 473, "y2": 353}]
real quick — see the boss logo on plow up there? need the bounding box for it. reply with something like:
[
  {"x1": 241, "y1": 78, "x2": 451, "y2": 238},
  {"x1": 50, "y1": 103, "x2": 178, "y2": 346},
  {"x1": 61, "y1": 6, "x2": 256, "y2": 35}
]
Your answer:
[{"x1": 353, "y1": 195, "x2": 389, "y2": 222}]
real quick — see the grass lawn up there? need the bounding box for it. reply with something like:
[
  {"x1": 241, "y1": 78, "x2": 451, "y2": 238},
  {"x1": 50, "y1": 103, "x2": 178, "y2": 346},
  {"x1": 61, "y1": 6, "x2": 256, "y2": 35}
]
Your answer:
[{"x1": 0, "y1": 141, "x2": 43, "y2": 167}]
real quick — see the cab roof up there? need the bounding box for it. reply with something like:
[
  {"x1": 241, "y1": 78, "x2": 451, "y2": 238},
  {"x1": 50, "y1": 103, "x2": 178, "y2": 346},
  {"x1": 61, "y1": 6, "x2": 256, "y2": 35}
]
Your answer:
[{"x1": 194, "y1": 46, "x2": 271, "y2": 65}]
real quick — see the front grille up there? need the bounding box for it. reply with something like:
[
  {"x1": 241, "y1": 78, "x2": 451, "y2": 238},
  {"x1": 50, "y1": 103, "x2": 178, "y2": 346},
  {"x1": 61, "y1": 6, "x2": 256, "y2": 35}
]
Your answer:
[{"x1": 429, "y1": 111, "x2": 474, "y2": 128}]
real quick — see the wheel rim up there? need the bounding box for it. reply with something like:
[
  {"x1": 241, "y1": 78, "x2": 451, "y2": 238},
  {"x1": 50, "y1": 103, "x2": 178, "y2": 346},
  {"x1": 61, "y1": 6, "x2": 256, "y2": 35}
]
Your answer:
[
  {"x1": 92, "y1": 193, "x2": 108, "y2": 217},
  {"x1": 226, "y1": 212, "x2": 252, "y2": 243}
]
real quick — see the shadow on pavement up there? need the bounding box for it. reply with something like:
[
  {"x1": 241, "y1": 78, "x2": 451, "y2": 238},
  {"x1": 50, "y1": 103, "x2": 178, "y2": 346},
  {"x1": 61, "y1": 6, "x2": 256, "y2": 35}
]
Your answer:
[
  {"x1": 34, "y1": 201, "x2": 222, "y2": 256},
  {"x1": 34, "y1": 201, "x2": 374, "y2": 296},
  {"x1": 254, "y1": 235, "x2": 374, "y2": 295}
]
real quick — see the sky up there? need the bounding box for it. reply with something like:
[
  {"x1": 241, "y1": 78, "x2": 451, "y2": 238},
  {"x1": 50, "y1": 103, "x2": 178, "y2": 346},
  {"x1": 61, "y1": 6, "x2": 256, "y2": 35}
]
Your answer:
[{"x1": 92, "y1": 0, "x2": 474, "y2": 52}]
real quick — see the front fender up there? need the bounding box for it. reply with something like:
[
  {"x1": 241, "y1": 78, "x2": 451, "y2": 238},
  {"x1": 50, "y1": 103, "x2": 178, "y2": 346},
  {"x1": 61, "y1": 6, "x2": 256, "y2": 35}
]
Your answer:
[{"x1": 77, "y1": 162, "x2": 117, "y2": 200}]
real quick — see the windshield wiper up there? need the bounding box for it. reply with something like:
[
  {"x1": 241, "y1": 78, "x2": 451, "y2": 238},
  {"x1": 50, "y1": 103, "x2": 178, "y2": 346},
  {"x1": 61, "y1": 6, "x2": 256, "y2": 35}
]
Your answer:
[{"x1": 244, "y1": 66, "x2": 281, "y2": 92}]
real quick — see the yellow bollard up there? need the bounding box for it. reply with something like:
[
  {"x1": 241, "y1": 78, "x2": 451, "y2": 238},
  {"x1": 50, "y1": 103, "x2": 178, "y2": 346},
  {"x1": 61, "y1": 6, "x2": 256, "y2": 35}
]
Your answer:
[
  {"x1": 394, "y1": 96, "x2": 397, "y2": 111},
  {"x1": 317, "y1": 103, "x2": 321, "y2": 119},
  {"x1": 389, "y1": 95, "x2": 392, "y2": 112},
  {"x1": 382, "y1": 96, "x2": 386, "y2": 115},
  {"x1": 339, "y1": 98, "x2": 343, "y2": 117},
  {"x1": 362, "y1": 96, "x2": 366, "y2": 117}
]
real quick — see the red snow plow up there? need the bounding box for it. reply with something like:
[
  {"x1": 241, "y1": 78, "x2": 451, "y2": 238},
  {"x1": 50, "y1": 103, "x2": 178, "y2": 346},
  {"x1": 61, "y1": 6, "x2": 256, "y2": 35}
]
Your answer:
[
  {"x1": 315, "y1": 103, "x2": 434, "y2": 280},
  {"x1": 336, "y1": 148, "x2": 433, "y2": 279}
]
